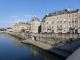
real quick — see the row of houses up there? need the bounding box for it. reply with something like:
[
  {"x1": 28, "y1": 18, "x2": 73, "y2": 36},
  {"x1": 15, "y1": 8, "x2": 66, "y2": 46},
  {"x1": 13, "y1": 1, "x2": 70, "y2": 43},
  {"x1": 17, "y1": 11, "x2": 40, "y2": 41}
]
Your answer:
[
  {"x1": 12, "y1": 17, "x2": 41, "y2": 33},
  {"x1": 7, "y1": 7, "x2": 80, "y2": 33}
]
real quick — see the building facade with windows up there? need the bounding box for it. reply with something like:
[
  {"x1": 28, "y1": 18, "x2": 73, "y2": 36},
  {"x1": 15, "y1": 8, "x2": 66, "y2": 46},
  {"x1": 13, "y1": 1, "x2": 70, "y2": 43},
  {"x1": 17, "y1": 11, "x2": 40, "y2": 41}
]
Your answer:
[
  {"x1": 41, "y1": 7, "x2": 80, "y2": 33},
  {"x1": 30, "y1": 17, "x2": 41, "y2": 33},
  {"x1": 6, "y1": 28, "x2": 13, "y2": 32},
  {"x1": 12, "y1": 22, "x2": 30, "y2": 33}
]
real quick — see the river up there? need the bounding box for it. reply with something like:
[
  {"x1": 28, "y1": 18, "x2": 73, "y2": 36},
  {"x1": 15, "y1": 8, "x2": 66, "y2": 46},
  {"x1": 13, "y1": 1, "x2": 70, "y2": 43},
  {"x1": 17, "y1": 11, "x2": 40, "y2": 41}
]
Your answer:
[{"x1": 0, "y1": 33, "x2": 65, "y2": 60}]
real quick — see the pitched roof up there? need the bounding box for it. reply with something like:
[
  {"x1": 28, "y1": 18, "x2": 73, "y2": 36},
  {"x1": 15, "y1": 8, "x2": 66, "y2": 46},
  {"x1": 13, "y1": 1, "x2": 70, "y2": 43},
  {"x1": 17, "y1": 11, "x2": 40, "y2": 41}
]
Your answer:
[
  {"x1": 42, "y1": 8, "x2": 80, "y2": 22},
  {"x1": 31, "y1": 17, "x2": 40, "y2": 22}
]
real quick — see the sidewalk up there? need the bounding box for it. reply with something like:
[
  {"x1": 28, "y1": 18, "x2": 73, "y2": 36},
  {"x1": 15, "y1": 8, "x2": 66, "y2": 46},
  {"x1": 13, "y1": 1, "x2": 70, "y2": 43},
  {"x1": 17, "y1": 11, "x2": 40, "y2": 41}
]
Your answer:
[{"x1": 21, "y1": 40, "x2": 52, "y2": 50}]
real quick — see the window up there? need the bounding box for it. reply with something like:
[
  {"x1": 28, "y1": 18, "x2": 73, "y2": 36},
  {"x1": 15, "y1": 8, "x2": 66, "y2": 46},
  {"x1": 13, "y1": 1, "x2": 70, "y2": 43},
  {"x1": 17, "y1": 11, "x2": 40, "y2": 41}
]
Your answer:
[
  {"x1": 60, "y1": 20, "x2": 62, "y2": 23},
  {"x1": 47, "y1": 22, "x2": 48, "y2": 24},
  {"x1": 72, "y1": 18, "x2": 74, "y2": 23},
  {"x1": 75, "y1": 18, "x2": 78, "y2": 22},
  {"x1": 57, "y1": 20, "x2": 59, "y2": 23},
  {"x1": 57, "y1": 25, "x2": 59, "y2": 28},
  {"x1": 60, "y1": 25, "x2": 62, "y2": 28},
  {"x1": 72, "y1": 14, "x2": 74, "y2": 17},
  {"x1": 52, "y1": 26, "x2": 54, "y2": 28},
  {"x1": 75, "y1": 24, "x2": 77, "y2": 28},
  {"x1": 64, "y1": 25, "x2": 66, "y2": 28},
  {"x1": 69, "y1": 14, "x2": 71, "y2": 17},
  {"x1": 72, "y1": 23, "x2": 74, "y2": 28},
  {"x1": 64, "y1": 19, "x2": 66, "y2": 23}
]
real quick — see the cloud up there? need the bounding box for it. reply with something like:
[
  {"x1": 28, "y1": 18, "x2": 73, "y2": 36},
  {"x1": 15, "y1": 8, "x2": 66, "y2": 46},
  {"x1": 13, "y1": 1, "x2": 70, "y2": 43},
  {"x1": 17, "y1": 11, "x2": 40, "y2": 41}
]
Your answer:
[
  {"x1": 11, "y1": 16, "x2": 18, "y2": 18},
  {"x1": 0, "y1": 18, "x2": 30, "y2": 26},
  {"x1": 24, "y1": 14, "x2": 37, "y2": 17},
  {"x1": 14, "y1": 19, "x2": 28, "y2": 22},
  {"x1": 0, "y1": 21, "x2": 14, "y2": 24}
]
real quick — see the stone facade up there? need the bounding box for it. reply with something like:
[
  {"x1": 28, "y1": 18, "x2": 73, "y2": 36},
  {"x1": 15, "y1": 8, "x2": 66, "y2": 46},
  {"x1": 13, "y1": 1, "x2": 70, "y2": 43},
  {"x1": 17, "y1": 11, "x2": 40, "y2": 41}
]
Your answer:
[
  {"x1": 41, "y1": 7, "x2": 80, "y2": 33},
  {"x1": 6, "y1": 28, "x2": 13, "y2": 32},
  {"x1": 12, "y1": 22, "x2": 30, "y2": 32},
  {"x1": 30, "y1": 17, "x2": 41, "y2": 33}
]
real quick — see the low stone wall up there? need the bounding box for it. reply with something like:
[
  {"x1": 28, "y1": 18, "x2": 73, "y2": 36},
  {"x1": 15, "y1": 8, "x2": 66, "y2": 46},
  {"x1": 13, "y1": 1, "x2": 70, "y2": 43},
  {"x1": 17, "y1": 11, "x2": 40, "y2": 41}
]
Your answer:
[
  {"x1": 6, "y1": 31, "x2": 31, "y2": 40},
  {"x1": 31, "y1": 33, "x2": 80, "y2": 45}
]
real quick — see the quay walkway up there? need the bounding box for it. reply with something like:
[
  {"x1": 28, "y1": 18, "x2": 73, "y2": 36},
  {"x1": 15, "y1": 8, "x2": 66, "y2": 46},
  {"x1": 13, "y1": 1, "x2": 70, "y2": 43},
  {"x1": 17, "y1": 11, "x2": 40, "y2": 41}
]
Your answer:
[
  {"x1": 21, "y1": 39, "x2": 80, "y2": 58},
  {"x1": 21, "y1": 40, "x2": 52, "y2": 50}
]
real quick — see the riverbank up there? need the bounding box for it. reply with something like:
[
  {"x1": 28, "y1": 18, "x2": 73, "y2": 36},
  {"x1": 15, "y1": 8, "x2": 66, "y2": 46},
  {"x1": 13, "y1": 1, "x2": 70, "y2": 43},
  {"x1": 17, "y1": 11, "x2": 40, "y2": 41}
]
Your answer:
[
  {"x1": 0, "y1": 31, "x2": 5, "y2": 33},
  {"x1": 6, "y1": 31, "x2": 80, "y2": 58},
  {"x1": 21, "y1": 39, "x2": 80, "y2": 58}
]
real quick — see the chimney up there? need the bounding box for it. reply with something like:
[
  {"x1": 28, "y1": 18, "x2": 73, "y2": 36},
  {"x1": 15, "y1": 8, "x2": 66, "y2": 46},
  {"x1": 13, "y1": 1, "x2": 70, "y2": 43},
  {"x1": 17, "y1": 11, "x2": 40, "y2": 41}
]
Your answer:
[{"x1": 67, "y1": 7, "x2": 70, "y2": 11}]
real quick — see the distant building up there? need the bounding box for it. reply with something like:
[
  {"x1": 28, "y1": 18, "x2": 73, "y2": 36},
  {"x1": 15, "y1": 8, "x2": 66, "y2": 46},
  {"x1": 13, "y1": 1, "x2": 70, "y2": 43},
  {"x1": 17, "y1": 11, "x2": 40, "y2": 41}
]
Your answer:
[
  {"x1": 12, "y1": 22, "x2": 30, "y2": 32},
  {"x1": 41, "y1": 7, "x2": 80, "y2": 33},
  {"x1": 30, "y1": 17, "x2": 41, "y2": 33},
  {"x1": 6, "y1": 28, "x2": 13, "y2": 32}
]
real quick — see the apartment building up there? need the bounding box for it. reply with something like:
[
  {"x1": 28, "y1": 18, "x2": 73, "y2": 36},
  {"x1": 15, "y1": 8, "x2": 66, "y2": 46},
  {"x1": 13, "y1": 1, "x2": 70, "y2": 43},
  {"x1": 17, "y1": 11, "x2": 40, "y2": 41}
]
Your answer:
[
  {"x1": 41, "y1": 7, "x2": 80, "y2": 33},
  {"x1": 30, "y1": 17, "x2": 41, "y2": 33},
  {"x1": 12, "y1": 22, "x2": 30, "y2": 32}
]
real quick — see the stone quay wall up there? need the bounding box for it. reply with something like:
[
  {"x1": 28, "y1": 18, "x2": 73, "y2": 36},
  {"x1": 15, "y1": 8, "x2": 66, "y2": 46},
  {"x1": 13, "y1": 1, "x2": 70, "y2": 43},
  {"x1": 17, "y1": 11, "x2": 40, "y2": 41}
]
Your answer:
[
  {"x1": 31, "y1": 33, "x2": 80, "y2": 45},
  {"x1": 6, "y1": 31, "x2": 31, "y2": 40},
  {"x1": 6, "y1": 31, "x2": 80, "y2": 46}
]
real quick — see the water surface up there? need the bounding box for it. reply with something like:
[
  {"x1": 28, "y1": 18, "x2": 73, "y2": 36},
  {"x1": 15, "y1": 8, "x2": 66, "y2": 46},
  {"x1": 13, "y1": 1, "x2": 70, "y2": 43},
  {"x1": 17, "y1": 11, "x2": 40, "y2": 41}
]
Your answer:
[{"x1": 0, "y1": 33, "x2": 65, "y2": 60}]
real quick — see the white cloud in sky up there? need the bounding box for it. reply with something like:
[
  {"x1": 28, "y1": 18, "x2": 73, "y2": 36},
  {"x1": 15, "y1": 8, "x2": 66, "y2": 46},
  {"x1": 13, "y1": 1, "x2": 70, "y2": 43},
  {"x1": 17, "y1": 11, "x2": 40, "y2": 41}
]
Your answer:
[
  {"x1": 11, "y1": 16, "x2": 18, "y2": 18},
  {"x1": 0, "y1": 21, "x2": 14, "y2": 24},
  {"x1": 24, "y1": 14, "x2": 37, "y2": 17},
  {"x1": 0, "y1": 19, "x2": 29, "y2": 24},
  {"x1": 14, "y1": 19, "x2": 29, "y2": 22}
]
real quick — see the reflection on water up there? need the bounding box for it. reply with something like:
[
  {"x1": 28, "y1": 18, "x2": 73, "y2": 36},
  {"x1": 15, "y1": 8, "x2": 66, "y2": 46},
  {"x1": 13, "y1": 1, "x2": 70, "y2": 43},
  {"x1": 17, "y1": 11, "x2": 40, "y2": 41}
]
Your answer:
[{"x1": 0, "y1": 33, "x2": 65, "y2": 60}]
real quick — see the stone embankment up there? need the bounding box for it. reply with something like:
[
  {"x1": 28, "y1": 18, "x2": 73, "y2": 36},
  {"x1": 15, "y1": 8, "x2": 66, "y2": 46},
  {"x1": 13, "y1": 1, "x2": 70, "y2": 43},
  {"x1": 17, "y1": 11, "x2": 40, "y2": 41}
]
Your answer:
[
  {"x1": 5, "y1": 31, "x2": 31, "y2": 39},
  {"x1": 0, "y1": 31, "x2": 5, "y2": 33},
  {"x1": 6, "y1": 31, "x2": 80, "y2": 58},
  {"x1": 21, "y1": 39, "x2": 80, "y2": 58}
]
